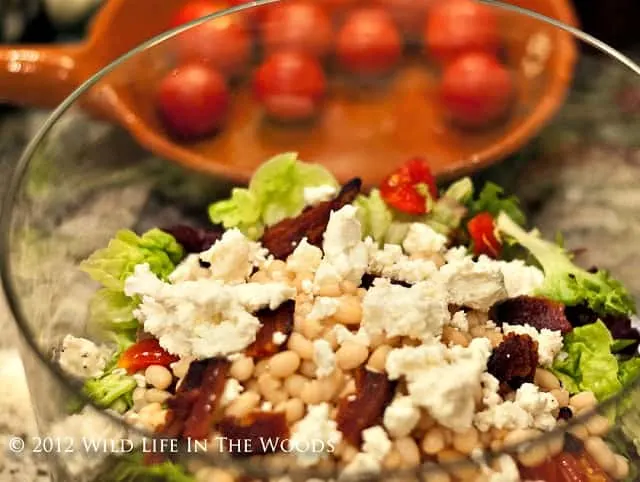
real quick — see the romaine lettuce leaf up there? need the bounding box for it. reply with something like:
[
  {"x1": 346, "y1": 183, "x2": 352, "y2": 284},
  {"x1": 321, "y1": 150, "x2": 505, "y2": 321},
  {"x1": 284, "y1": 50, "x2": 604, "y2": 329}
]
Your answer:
[
  {"x1": 100, "y1": 453, "x2": 194, "y2": 482},
  {"x1": 89, "y1": 289, "x2": 139, "y2": 333},
  {"x1": 355, "y1": 189, "x2": 393, "y2": 245},
  {"x1": 207, "y1": 187, "x2": 263, "y2": 239},
  {"x1": 619, "y1": 358, "x2": 640, "y2": 387}
]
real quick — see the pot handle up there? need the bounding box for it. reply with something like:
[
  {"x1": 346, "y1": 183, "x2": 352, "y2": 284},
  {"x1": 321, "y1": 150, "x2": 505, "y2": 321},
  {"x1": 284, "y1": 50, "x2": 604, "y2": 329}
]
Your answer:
[{"x1": 0, "y1": 44, "x2": 88, "y2": 109}]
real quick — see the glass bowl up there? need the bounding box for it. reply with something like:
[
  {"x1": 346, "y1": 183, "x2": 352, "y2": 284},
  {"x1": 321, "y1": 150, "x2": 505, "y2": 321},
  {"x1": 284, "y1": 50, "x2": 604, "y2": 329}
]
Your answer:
[{"x1": 2, "y1": 1, "x2": 640, "y2": 481}]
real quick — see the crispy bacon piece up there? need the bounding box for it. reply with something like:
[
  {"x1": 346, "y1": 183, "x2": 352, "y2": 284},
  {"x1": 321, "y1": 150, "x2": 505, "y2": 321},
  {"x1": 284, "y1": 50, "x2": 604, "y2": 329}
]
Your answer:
[
  {"x1": 490, "y1": 295, "x2": 573, "y2": 334},
  {"x1": 217, "y1": 411, "x2": 289, "y2": 456},
  {"x1": 162, "y1": 224, "x2": 224, "y2": 253},
  {"x1": 261, "y1": 179, "x2": 362, "y2": 259},
  {"x1": 336, "y1": 367, "x2": 395, "y2": 446},
  {"x1": 245, "y1": 301, "x2": 295, "y2": 358},
  {"x1": 487, "y1": 333, "x2": 539, "y2": 391}
]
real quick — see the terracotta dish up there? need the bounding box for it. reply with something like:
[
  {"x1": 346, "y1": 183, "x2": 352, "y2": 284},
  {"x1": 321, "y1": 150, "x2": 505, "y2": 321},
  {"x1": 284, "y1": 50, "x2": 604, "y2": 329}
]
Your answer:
[{"x1": 0, "y1": 0, "x2": 578, "y2": 185}]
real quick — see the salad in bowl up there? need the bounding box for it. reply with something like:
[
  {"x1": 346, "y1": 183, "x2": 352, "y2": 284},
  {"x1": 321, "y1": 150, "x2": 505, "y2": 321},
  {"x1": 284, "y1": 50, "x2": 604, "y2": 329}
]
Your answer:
[{"x1": 55, "y1": 153, "x2": 640, "y2": 481}]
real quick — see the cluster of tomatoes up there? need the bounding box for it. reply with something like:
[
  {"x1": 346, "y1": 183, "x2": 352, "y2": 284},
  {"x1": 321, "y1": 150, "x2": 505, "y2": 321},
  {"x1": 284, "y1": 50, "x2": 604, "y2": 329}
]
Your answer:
[{"x1": 157, "y1": 0, "x2": 515, "y2": 140}]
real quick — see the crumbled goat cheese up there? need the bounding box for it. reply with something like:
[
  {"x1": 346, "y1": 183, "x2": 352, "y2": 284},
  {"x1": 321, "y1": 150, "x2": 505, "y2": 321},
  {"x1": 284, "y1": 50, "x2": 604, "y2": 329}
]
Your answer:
[
  {"x1": 362, "y1": 278, "x2": 449, "y2": 341},
  {"x1": 272, "y1": 331, "x2": 287, "y2": 345},
  {"x1": 308, "y1": 297, "x2": 340, "y2": 322},
  {"x1": 313, "y1": 340, "x2": 336, "y2": 378},
  {"x1": 58, "y1": 335, "x2": 109, "y2": 379},
  {"x1": 133, "y1": 373, "x2": 147, "y2": 388},
  {"x1": 477, "y1": 256, "x2": 545, "y2": 297},
  {"x1": 383, "y1": 396, "x2": 420, "y2": 437},
  {"x1": 221, "y1": 379, "x2": 244, "y2": 406},
  {"x1": 449, "y1": 311, "x2": 469, "y2": 332},
  {"x1": 168, "y1": 254, "x2": 209, "y2": 283},
  {"x1": 480, "y1": 373, "x2": 502, "y2": 408},
  {"x1": 290, "y1": 403, "x2": 342, "y2": 467},
  {"x1": 315, "y1": 206, "x2": 368, "y2": 286},
  {"x1": 199, "y1": 228, "x2": 267, "y2": 284},
  {"x1": 286, "y1": 238, "x2": 323, "y2": 275},
  {"x1": 438, "y1": 256, "x2": 508, "y2": 311},
  {"x1": 402, "y1": 223, "x2": 448, "y2": 255},
  {"x1": 261, "y1": 401, "x2": 273, "y2": 411},
  {"x1": 475, "y1": 452, "x2": 520, "y2": 482},
  {"x1": 333, "y1": 325, "x2": 371, "y2": 347},
  {"x1": 386, "y1": 338, "x2": 491, "y2": 432},
  {"x1": 474, "y1": 383, "x2": 558, "y2": 432},
  {"x1": 367, "y1": 242, "x2": 439, "y2": 283},
  {"x1": 502, "y1": 323, "x2": 563, "y2": 367},
  {"x1": 125, "y1": 264, "x2": 294, "y2": 359},
  {"x1": 361, "y1": 425, "x2": 392, "y2": 462},
  {"x1": 303, "y1": 185, "x2": 338, "y2": 206},
  {"x1": 444, "y1": 246, "x2": 468, "y2": 263},
  {"x1": 301, "y1": 279, "x2": 314, "y2": 294},
  {"x1": 339, "y1": 453, "x2": 381, "y2": 480}
]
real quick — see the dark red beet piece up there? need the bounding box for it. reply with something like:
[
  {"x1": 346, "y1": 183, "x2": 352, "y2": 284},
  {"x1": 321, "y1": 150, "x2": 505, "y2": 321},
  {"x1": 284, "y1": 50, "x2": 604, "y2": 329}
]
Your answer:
[
  {"x1": 217, "y1": 411, "x2": 290, "y2": 456},
  {"x1": 336, "y1": 367, "x2": 395, "y2": 446},
  {"x1": 162, "y1": 224, "x2": 224, "y2": 253},
  {"x1": 487, "y1": 333, "x2": 539, "y2": 391},
  {"x1": 490, "y1": 296, "x2": 573, "y2": 334},
  {"x1": 245, "y1": 300, "x2": 295, "y2": 358}
]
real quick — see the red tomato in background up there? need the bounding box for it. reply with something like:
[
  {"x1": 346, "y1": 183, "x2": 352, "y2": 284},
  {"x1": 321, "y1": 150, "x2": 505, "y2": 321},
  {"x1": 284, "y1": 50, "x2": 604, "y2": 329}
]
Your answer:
[
  {"x1": 424, "y1": 0, "x2": 499, "y2": 64},
  {"x1": 379, "y1": 157, "x2": 438, "y2": 214},
  {"x1": 253, "y1": 51, "x2": 327, "y2": 121},
  {"x1": 158, "y1": 63, "x2": 230, "y2": 139},
  {"x1": 318, "y1": 0, "x2": 360, "y2": 15},
  {"x1": 377, "y1": 0, "x2": 433, "y2": 36},
  {"x1": 117, "y1": 338, "x2": 178, "y2": 374},
  {"x1": 439, "y1": 52, "x2": 513, "y2": 128},
  {"x1": 337, "y1": 8, "x2": 402, "y2": 76},
  {"x1": 228, "y1": 0, "x2": 262, "y2": 25},
  {"x1": 467, "y1": 212, "x2": 501, "y2": 257},
  {"x1": 262, "y1": 1, "x2": 334, "y2": 58},
  {"x1": 171, "y1": 1, "x2": 252, "y2": 77}
]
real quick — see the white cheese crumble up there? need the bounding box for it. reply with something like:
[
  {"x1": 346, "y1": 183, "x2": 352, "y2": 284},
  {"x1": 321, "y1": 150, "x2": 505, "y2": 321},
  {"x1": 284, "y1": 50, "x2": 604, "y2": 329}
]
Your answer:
[
  {"x1": 168, "y1": 254, "x2": 209, "y2": 283},
  {"x1": 402, "y1": 223, "x2": 448, "y2": 255},
  {"x1": 474, "y1": 383, "x2": 558, "y2": 432},
  {"x1": 307, "y1": 297, "x2": 340, "y2": 322},
  {"x1": 303, "y1": 185, "x2": 338, "y2": 206},
  {"x1": 124, "y1": 263, "x2": 295, "y2": 359},
  {"x1": 338, "y1": 425, "x2": 391, "y2": 480},
  {"x1": 361, "y1": 425, "x2": 392, "y2": 462},
  {"x1": 383, "y1": 396, "x2": 420, "y2": 437},
  {"x1": 502, "y1": 323, "x2": 563, "y2": 367},
  {"x1": 333, "y1": 325, "x2": 370, "y2": 347},
  {"x1": 386, "y1": 338, "x2": 492, "y2": 432},
  {"x1": 362, "y1": 278, "x2": 449, "y2": 342},
  {"x1": 313, "y1": 340, "x2": 336, "y2": 378},
  {"x1": 286, "y1": 238, "x2": 323, "y2": 275},
  {"x1": 221, "y1": 379, "x2": 244, "y2": 406},
  {"x1": 199, "y1": 228, "x2": 267, "y2": 284},
  {"x1": 367, "y1": 242, "x2": 439, "y2": 283},
  {"x1": 315, "y1": 205, "x2": 368, "y2": 286},
  {"x1": 58, "y1": 335, "x2": 109, "y2": 379},
  {"x1": 290, "y1": 403, "x2": 342, "y2": 467},
  {"x1": 478, "y1": 256, "x2": 545, "y2": 297},
  {"x1": 475, "y1": 452, "x2": 520, "y2": 482},
  {"x1": 449, "y1": 311, "x2": 469, "y2": 332},
  {"x1": 272, "y1": 331, "x2": 287, "y2": 345},
  {"x1": 339, "y1": 452, "x2": 381, "y2": 480}
]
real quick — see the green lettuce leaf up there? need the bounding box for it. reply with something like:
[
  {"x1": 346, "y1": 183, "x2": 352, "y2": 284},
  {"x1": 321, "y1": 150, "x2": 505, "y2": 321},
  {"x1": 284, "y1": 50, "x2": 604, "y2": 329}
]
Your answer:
[
  {"x1": 470, "y1": 181, "x2": 526, "y2": 226},
  {"x1": 89, "y1": 289, "x2": 139, "y2": 333},
  {"x1": 208, "y1": 153, "x2": 338, "y2": 237},
  {"x1": 80, "y1": 229, "x2": 184, "y2": 291},
  {"x1": 100, "y1": 453, "x2": 194, "y2": 482},
  {"x1": 83, "y1": 370, "x2": 137, "y2": 409},
  {"x1": 426, "y1": 177, "x2": 474, "y2": 235},
  {"x1": 355, "y1": 189, "x2": 393, "y2": 245},
  {"x1": 619, "y1": 358, "x2": 640, "y2": 387}
]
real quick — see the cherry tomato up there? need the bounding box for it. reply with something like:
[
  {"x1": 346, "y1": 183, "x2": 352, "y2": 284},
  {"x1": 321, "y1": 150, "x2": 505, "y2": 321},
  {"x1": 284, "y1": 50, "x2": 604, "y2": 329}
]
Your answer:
[
  {"x1": 318, "y1": 0, "x2": 360, "y2": 15},
  {"x1": 262, "y1": 1, "x2": 333, "y2": 58},
  {"x1": 379, "y1": 157, "x2": 438, "y2": 214},
  {"x1": 467, "y1": 212, "x2": 501, "y2": 258},
  {"x1": 439, "y1": 52, "x2": 513, "y2": 128},
  {"x1": 377, "y1": 0, "x2": 433, "y2": 36},
  {"x1": 336, "y1": 8, "x2": 402, "y2": 76},
  {"x1": 158, "y1": 63, "x2": 230, "y2": 139},
  {"x1": 424, "y1": 0, "x2": 499, "y2": 64},
  {"x1": 253, "y1": 51, "x2": 327, "y2": 122},
  {"x1": 228, "y1": 0, "x2": 261, "y2": 25},
  {"x1": 117, "y1": 338, "x2": 178, "y2": 374},
  {"x1": 171, "y1": 1, "x2": 252, "y2": 77}
]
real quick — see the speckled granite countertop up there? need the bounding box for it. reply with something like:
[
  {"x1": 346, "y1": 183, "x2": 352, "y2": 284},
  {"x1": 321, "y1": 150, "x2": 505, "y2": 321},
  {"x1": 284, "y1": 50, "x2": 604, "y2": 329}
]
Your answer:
[{"x1": 0, "y1": 52, "x2": 640, "y2": 481}]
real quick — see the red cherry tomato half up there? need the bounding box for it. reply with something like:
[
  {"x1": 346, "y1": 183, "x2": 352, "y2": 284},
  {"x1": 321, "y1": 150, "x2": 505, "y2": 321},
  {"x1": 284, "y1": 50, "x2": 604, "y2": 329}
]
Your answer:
[
  {"x1": 439, "y1": 52, "x2": 513, "y2": 128},
  {"x1": 377, "y1": 0, "x2": 433, "y2": 35},
  {"x1": 158, "y1": 63, "x2": 230, "y2": 139},
  {"x1": 424, "y1": 0, "x2": 499, "y2": 64},
  {"x1": 172, "y1": 1, "x2": 252, "y2": 77},
  {"x1": 170, "y1": 0, "x2": 219, "y2": 28},
  {"x1": 379, "y1": 157, "x2": 438, "y2": 215},
  {"x1": 253, "y1": 51, "x2": 327, "y2": 122},
  {"x1": 337, "y1": 8, "x2": 402, "y2": 76},
  {"x1": 467, "y1": 212, "x2": 501, "y2": 258},
  {"x1": 117, "y1": 338, "x2": 178, "y2": 374},
  {"x1": 262, "y1": 1, "x2": 333, "y2": 58}
]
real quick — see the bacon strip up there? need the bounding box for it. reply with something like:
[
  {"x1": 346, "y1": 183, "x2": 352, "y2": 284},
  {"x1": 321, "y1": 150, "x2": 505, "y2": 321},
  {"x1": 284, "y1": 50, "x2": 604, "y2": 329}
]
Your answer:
[
  {"x1": 245, "y1": 301, "x2": 295, "y2": 358},
  {"x1": 217, "y1": 411, "x2": 290, "y2": 456},
  {"x1": 490, "y1": 296, "x2": 572, "y2": 334},
  {"x1": 336, "y1": 367, "x2": 395, "y2": 446},
  {"x1": 487, "y1": 333, "x2": 539, "y2": 391},
  {"x1": 261, "y1": 179, "x2": 362, "y2": 260}
]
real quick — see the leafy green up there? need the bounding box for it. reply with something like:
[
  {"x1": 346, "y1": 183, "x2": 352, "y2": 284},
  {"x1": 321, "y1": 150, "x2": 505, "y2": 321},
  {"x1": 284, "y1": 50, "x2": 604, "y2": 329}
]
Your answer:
[
  {"x1": 208, "y1": 153, "x2": 338, "y2": 239},
  {"x1": 612, "y1": 339, "x2": 638, "y2": 353},
  {"x1": 83, "y1": 369, "x2": 137, "y2": 409},
  {"x1": 426, "y1": 177, "x2": 474, "y2": 235},
  {"x1": 619, "y1": 358, "x2": 640, "y2": 387},
  {"x1": 552, "y1": 321, "x2": 622, "y2": 400},
  {"x1": 496, "y1": 212, "x2": 637, "y2": 316},
  {"x1": 469, "y1": 182, "x2": 526, "y2": 226},
  {"x1": 100, "y1": 453, "x2": 194, "y2": 482},
  {"x1": 355, "y1": 189, "x2": 393, "y2": 245},
  {"x1": 80, "y1": 229, "x2": 184, "y2": 291},
  {"x1": 89, "y1": 289, "x2": 139, "y2": 333}
]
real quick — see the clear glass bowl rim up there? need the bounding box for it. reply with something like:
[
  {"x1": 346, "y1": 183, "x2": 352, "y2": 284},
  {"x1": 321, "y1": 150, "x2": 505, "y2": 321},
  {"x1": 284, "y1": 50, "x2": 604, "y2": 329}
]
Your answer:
[{"x1": 1, "y1": 0, "x2": 640, "y2": 477}]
